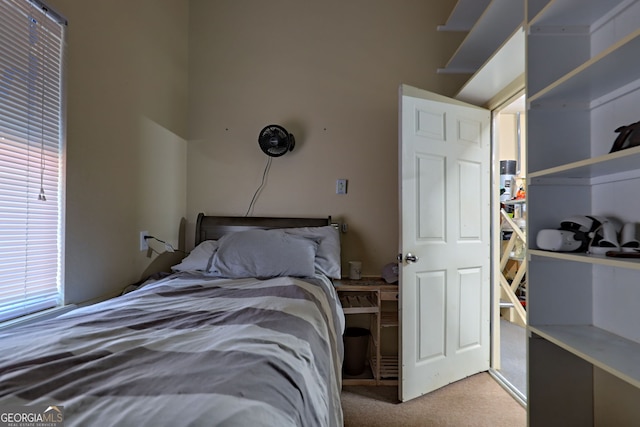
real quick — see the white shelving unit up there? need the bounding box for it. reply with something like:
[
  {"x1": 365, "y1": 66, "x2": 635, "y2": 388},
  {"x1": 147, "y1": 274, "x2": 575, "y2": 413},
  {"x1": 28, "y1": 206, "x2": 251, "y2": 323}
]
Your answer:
[
  {"x1": 437, "y1": 0, "x2": 526, "y2": 107},
  {"x1": 437, "y1": 0, "x2": 491, "y2": 32},
  {"x1": 455, "y1": 26, "x2": 525, "y2": 106},
  {"x1": 437, "y1": 0, "x2": 523, "y2": 74},
  {"x1": 526, "y1": 0, "x2": 640, "y2": 425}
]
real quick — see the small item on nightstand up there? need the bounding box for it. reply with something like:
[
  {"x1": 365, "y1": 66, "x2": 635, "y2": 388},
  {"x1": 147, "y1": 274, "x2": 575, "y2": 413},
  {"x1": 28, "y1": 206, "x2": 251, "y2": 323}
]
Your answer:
[
  {"x1": 348, "y1": 261, "x2": 362, "y2": 280},
  {"x1": 381, "y1": 262, "x2": 398, "y2": 284}
]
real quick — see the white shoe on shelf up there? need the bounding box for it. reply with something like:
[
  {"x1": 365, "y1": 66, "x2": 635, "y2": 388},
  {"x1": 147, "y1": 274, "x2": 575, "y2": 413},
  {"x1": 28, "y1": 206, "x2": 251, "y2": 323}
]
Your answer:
[
  {"x1": 620, "y1": 222, "x2": 640, "y2": 252},
  {"x1": 588, "y1": 221, "x2": 620, "y2": 255}
]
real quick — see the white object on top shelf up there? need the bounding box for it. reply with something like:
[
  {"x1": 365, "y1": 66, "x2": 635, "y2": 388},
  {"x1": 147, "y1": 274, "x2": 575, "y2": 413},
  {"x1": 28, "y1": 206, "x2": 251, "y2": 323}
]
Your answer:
[{"x1": 437, "y1": 0, "x2": 523, "y2": 74}]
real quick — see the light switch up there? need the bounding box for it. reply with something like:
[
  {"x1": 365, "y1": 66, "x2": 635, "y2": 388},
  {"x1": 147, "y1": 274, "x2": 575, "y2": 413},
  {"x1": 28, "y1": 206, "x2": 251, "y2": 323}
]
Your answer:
[{"x1": 336, "y1": 179, "x2": 347, "y2": 194}]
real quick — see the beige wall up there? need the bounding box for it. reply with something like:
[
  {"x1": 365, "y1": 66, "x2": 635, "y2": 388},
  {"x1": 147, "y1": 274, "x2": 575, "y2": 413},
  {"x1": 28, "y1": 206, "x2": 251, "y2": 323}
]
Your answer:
[
  {"x1": 48, "y1": 0, "x2": 189, "y2": 303},
  {"x1": 46, "y1": 0, "x2": 466, "y2": 303},
  {"x1": 187, "y1": 0, "x2": 466, "y2": 276}
]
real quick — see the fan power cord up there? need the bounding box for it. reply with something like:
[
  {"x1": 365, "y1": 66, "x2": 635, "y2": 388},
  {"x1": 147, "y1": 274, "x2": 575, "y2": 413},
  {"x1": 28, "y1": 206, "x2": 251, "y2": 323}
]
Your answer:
[{"x1": 245, "y1": 156, "x2": 272, "y2": 216}]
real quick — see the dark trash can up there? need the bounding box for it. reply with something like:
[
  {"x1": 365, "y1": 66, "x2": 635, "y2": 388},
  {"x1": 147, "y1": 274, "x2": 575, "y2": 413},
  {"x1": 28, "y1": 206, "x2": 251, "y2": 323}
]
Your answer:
[{"x1": 343, "y1": 327, "x2": 370, "y2": 376}]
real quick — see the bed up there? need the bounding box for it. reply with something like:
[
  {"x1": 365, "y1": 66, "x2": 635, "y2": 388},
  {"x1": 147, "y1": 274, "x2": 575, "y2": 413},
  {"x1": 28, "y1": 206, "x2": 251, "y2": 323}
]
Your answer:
[{"x1": 0, "y1": 214, "x2": 345, "y2": 426}]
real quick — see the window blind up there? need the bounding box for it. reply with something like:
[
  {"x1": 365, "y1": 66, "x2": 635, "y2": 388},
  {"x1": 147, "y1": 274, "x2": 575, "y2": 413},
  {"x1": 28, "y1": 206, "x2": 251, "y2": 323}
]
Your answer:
[{"x1": 0, "y1": 0, "x2": 65, "y2": 322}]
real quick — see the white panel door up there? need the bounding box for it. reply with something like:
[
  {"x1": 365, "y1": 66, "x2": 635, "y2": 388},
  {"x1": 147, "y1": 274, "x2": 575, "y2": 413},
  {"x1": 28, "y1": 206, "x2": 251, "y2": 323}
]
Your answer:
[{"x1": 399, "y1": 84, "x2": 491, "y2": 402}]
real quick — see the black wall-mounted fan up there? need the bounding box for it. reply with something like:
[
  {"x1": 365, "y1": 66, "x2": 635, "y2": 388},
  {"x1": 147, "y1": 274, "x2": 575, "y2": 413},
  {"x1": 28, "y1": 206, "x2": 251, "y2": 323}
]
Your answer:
[{"x1": 258, "y1": 124, "x2": 295, "y2": 157}]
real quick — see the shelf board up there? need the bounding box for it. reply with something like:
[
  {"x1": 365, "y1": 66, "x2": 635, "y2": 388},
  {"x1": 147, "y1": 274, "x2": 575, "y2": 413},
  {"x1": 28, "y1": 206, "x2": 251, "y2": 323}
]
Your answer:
[
  {"x1": 342, "y1": 378, "x2": 377, "y2": 386},
  {"x1": 339, "y1": 294, "x2": 377, "y2": 314},
  {"x1": 529, "y1": 325, "x2": 640, "y2": 389},
  {"x1": 529, "y1": 29, "x2": 640, "y2": 105},
  {"x1": 529, "y1": 249, "x2": 640, "y2": 270},
  {"x1": 437, "y1": 0, "x2": 492, "y2": 32},
  {"x1": 440, "y1": 0, "x2": 523, "y2": 73},
  {"x1": 342, "y1": 364, "x2": 376, "y2": 386},
  {"x1": 334, "y1": 278, "x2": 387, "y2": 288},
  {"x1": 454, "y1": 26, "x2": 525, "y2": 106},
  {"x1": 528, "y1": 145, "x2": 640, "y2": 180},
  {"x1": 529, "y1": 0, "x2": 626, "y2": 27},
  {"x1": 371, "y1": 355, "x2": 399, "y2": 380}
]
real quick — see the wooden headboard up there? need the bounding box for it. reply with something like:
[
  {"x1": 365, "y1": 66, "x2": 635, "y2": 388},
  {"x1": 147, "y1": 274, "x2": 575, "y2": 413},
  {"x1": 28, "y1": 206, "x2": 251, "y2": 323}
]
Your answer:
[{"x1": 195, "y1": 213, "x2": 332, "y2": 245}]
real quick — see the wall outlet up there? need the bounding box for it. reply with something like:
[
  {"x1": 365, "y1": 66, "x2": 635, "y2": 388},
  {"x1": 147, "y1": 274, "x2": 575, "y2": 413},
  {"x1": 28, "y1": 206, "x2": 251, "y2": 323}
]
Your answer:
[
  {"x1": 336, "y1": 179, "x2": 348, "y2": 194},
  {"x1": 140, "y1": 231, "x2": 149, "y2": 251}
]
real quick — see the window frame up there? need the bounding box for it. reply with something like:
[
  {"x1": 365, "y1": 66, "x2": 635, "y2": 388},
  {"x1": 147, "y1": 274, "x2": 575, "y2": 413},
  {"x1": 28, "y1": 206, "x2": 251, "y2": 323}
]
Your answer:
[{"x1": 0, "y1": 0, "x2": 66, "y2": 323}]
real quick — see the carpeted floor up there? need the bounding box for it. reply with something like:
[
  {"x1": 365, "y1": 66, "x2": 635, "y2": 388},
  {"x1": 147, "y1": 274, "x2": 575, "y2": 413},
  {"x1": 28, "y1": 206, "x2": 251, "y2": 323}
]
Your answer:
[{"x1": 341, "y1": 372, "x2": 526, "y2": 427}]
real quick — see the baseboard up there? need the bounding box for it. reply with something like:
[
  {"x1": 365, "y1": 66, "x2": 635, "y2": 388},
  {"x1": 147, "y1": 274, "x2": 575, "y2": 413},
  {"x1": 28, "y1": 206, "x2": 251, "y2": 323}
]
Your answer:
[{"x1": 0, "y1": 305, "x2": 77, "y2": 331}]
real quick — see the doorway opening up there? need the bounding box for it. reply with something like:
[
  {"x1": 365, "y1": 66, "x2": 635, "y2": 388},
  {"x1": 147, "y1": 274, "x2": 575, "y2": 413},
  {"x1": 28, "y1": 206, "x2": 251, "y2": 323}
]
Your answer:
[{"x1": 491, "y1": 91, "x2": 527, "y2": 405}]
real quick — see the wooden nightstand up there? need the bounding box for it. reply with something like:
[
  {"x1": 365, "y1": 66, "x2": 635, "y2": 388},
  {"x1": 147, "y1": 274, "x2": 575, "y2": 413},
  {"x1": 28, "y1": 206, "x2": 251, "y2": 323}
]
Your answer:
[{"x1": 334, "y1": 278, "x2": 398, "y2": 386}]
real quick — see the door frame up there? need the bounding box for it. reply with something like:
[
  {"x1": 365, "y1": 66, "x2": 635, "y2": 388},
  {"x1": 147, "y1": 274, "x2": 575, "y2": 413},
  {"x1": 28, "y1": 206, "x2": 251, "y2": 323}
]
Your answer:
[{"x1": 488, "y1": 88, "x2": 527, "y2": 406}]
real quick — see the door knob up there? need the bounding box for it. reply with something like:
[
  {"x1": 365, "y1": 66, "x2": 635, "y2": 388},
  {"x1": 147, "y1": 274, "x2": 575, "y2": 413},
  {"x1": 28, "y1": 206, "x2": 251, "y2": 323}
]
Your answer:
[{"x1": 405, "y1": 253, "x2": 419, "y2": 263}]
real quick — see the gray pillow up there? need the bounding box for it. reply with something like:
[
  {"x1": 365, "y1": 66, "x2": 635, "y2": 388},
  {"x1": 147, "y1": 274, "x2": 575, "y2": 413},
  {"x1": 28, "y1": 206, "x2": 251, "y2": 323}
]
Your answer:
[
  {"x1": 283, "y1": 226, "x2": 341, "y2": 279},
  {"x1": 211, "y1": 229, "x2": 319, "y2": 278},
  {"x1": 171, "y1": 240, "x2": 218, "y2": 272}
]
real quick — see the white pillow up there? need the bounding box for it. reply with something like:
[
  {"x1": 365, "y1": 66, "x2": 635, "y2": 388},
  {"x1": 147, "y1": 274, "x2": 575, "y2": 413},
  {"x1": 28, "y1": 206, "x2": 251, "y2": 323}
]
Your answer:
[
  {"x1": 171, "y1": 240, "x2": 218, "y2": 272},
  {"x1": 211, "y1": 229, "x2": 319, "y2": 279},
  {"x1": 283, "y1": 225, "x2": 341, "y2": 279}
]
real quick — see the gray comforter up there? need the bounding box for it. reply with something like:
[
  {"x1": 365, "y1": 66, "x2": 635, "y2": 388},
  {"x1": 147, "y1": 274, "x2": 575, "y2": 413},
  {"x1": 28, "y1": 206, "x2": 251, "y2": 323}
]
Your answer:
[{"x1": 0, "y1": 273, "x2": 345, "y2": 426}]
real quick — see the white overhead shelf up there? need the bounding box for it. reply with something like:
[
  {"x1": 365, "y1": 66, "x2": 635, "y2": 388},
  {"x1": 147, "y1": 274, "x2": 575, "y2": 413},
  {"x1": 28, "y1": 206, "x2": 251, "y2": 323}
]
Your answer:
[
  {"x1": 437, "y1": 0, "x2": 491, "y2": 32},
  {"x1": 455, "y1": 27, "x2": 525, "y2": 106},
  {"x1": 529, "y1": 0, "x2": 628, "y2": 27},
  {"x1": 437, "y1": 0, "x2": 524, "y2": 74}
]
